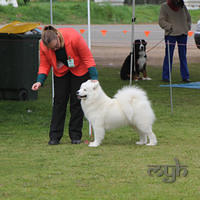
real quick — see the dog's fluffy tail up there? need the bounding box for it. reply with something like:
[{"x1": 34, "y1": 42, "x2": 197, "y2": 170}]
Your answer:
[
  {"x1": 114, "y1": 86, "x2": 155, "y2": 125},
  {"x1": 114, "y1": 86, "x2": 148, "y2": 103}
]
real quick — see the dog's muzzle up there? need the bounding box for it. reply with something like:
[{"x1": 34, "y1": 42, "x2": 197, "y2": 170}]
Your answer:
[
  {"x1": 139, "y1": 44, "x2": 144, "y2": 51},
  {"x1": 76, "y1": 91, "x2": 87, "y2": 99}
]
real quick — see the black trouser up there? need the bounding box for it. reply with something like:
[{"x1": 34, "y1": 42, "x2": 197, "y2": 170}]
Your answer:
[{"x1": 49, "y1": 71, "x2": 89, "y2": 142}]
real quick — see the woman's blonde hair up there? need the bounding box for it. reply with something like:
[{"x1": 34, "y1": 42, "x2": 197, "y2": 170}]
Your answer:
[{"x1": 42, "y1": 25, "x2": 64, "y2": 48}]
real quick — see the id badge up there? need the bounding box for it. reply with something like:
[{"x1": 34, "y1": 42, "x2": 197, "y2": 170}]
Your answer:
[{"x1": 67, "y1": 57, "x2": 75, "y2": 68}]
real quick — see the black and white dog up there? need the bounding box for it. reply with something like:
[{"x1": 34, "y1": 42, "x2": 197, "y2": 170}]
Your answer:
[{"x1": 120, "y1": 39, "x2": 151, "y2": 81}]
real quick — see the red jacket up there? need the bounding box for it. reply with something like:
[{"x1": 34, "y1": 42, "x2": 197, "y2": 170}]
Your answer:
[{"x1": 38, "y1": 28, "x2": 96, "y2": 77}]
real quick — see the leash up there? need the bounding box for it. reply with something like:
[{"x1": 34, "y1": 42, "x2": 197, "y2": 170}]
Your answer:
[
  {"x1": 146, "y1": 31, "x2": 173, "y2": 53},
  {"x1": 146, "y1": 38, "x2": 165, "y2": 53}
]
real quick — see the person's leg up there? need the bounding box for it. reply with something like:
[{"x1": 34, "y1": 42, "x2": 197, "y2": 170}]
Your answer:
[
  {"x1": 68, "y1": 72, "x2": 89, "y2": 143},
  {"x1": 49, "y1": 73, "x2": 70, "y2": 144},
  {"x1": 177, "y1": 34, "x2": 190, "y2": 81},
  {"x1": 162, "y1": 35, "x2": 176, "y2": 81}
]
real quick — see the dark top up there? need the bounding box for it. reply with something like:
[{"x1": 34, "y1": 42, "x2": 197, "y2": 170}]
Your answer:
[{"x1": 55, "y1": 46, "x2": 68, "y2": 67}]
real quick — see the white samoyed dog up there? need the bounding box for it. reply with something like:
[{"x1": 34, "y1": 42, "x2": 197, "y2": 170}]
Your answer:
[{"x1": 77, "y1": 80, "x2": 157, "y2": 147}]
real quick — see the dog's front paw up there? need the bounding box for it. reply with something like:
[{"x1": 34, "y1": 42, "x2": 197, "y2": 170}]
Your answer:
[
  {"x1": 88, "y1": 141, "x2": 100, "y2": 147},
  {"x1": 142, "y1": 77, "x2": 152, "y2": 80}
]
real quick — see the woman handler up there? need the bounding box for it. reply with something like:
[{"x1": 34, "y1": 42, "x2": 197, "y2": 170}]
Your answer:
[
  {"x1": 32, "y1": 25, "x2": 98, "y2": 145},
  {"x1": 159, "y1": 0, "x2": 191, "y2": 82}
]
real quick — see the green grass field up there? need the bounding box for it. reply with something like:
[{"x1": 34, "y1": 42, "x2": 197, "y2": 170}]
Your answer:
[{"x1": 1, "y1": 65, "x2": 200, "y2": 200}]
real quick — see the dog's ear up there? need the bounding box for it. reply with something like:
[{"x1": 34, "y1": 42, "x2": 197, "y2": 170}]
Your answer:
[
  {"x1": 134, "y1": 40, "x2": 139, "y2": 45},
  {"x1": 142, "y1": 40, "x2": 147, "y2": 45},
  {"x1": 92, "y1": 80, "x2": 99, "y2": 90}
]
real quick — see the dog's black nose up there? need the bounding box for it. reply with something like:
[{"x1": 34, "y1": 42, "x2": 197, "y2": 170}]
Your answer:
[{"x1": 76, "y1": 91, "x2": 79, "y2": 95}]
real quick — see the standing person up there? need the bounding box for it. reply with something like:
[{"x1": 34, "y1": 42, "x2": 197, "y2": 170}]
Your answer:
[
  {"x1": 32, "y1": 25, "x2": 98, "y2": 145},
  {"x1": 159, "y1": 0, "x2": 191, "y2": 82}
]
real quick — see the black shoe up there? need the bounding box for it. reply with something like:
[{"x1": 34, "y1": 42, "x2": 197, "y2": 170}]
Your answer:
[
  {"x1": 71, "y1": 140, "x2": 81, "y2": 144},
  {"x1": 183, "y1": 79, "x2": 191, "y2": 83},
  {"x1": 162, "y1": 79, "x2": 169, "y2": 83},
  {"x1": 48, "y1": 140, "x2": 60, "y2": 145}
]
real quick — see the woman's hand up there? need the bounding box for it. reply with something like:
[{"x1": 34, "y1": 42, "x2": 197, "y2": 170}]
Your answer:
[
  {"x1": 91, "y1": 79, "x2": 98, "y2": 82},
  {"x1": 32, "y1": 82, "x2": 42, "y2": 91}
]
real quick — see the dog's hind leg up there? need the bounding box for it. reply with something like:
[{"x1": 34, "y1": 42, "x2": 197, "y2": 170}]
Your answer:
[
  {"x1": 88, "y1": 126, "x2": 105, "y2": 147},
  {"x1": 146, "y1": 129, "x2": 157, "y2": 146},
  {"x1": 135, "y1": 130, "x2": 147, "y2": 145},
  {"x1": 135, "y1": 126, "x2": 157, "y2": 146}
]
